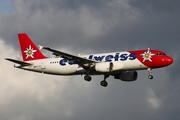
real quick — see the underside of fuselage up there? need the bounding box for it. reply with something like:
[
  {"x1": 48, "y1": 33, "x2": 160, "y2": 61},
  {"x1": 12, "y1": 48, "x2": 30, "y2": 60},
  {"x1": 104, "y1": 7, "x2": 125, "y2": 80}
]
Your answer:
[{"x1": 17, "y1": 64, "x2": 147, "y2": 76}]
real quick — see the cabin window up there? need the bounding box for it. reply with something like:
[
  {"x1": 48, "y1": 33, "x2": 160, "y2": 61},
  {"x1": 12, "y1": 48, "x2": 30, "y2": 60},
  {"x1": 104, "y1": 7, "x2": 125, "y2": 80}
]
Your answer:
[
  {"x1": 156, "y1": 52, "x2": 166, "y2": 56},
  {"x1": 50, "y1": 61, "x2": 60, "y2": 64}
]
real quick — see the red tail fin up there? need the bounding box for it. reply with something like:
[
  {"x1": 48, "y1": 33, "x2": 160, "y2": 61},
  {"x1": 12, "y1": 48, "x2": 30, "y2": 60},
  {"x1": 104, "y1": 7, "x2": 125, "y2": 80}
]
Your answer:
[{"x1": 18, "y1": 33, "x2": 47, "y2": 61}]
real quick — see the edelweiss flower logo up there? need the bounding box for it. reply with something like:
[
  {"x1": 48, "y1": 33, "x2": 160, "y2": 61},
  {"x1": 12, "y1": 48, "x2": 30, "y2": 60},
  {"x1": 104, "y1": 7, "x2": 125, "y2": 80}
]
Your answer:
[
  {"x1": 24, "y1": 45, "x2": 37, "y2": 59},
  {"x1": 141, "y1": 48, "x2": 155, "y2": 62}
]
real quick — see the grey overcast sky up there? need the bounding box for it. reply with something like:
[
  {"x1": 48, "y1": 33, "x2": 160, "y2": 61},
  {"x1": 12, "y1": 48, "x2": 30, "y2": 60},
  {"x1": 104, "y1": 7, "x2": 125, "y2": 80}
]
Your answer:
[{"x1": 0, "y1": 0, "x2": 180, "y2": 120}]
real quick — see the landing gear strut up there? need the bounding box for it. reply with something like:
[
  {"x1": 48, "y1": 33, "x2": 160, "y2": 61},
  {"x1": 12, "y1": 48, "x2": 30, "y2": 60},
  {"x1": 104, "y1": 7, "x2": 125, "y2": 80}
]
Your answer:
[
  {"x1": 148, "y1": 68, "x2": 153, "y2": 79},
  {"x1": 84, "y1": 74, "x2": 110, "y2": 87},
  {"x1": 84, "y1": 74, "x2": 92, "y2": 81},
  {"x1": 100, "y1": 75, "x2": 109, "y2": 87}
]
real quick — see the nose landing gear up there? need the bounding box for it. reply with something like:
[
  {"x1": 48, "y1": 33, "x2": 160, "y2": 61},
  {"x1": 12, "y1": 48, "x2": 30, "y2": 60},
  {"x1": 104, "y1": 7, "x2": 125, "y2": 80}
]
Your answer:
[{"x1": 148, "y1": 68, "x2": 153, "y2": 79}]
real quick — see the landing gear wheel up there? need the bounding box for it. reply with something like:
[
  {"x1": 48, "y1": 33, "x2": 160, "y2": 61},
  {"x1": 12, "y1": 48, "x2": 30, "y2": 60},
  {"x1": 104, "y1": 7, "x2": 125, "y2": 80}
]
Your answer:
[
  {"x1": 148, "y1": 75, "x2": 153, "y2": 79},
  {"x1": 100, "y1": 80, "x2": 108, "y2": 87},
  {"x1": 147, "y1": 68, "x2": 154, "y2": 79},
  {"x1": 84, "y1": 75, "x2": 92, "y2": 81}
]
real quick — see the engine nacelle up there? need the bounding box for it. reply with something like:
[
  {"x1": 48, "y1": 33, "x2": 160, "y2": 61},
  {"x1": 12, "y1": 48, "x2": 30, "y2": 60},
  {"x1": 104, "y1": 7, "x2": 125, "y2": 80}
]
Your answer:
[
  {"x1": 95, "y1": 62, "x2": 124, "y2": 72},
  {"x1": 114, "y1": 71, "x2": 138, "y2": 81},
  {"x1": 95, "y1": 62, "x2": 111, "y2": 72}
]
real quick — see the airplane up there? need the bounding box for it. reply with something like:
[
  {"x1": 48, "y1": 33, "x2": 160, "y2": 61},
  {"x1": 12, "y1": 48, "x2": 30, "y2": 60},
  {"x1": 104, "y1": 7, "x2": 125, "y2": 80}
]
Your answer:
[{"x1": 5, "y1": 33, "x2": 173, "y2": 87}]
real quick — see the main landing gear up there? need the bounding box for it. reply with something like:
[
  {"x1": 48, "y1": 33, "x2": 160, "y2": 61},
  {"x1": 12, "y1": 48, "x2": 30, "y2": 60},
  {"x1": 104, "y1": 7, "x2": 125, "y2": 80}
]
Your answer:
[
  {"x1": 100, "y1": 75, "x2": 109, "y2": 87},
  {"x1": 84, "y1": 74, "x2": 109, "y2": 87},
  {"x1": 84, "y1": 74, "x2": 92, "y2": 81},
  {"x1": 148, "y1": 68, "x2": 153, "y2": 79}
]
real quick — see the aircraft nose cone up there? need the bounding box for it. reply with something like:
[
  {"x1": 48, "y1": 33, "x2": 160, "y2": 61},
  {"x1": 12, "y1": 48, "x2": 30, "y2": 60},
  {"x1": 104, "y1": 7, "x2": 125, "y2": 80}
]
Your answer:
[
  {"x1": 163, "y1": 56, "x2": 173, "y2": 65},
  {"x1": 168, "y1": 57, "x2": 174, "y2": 65}
]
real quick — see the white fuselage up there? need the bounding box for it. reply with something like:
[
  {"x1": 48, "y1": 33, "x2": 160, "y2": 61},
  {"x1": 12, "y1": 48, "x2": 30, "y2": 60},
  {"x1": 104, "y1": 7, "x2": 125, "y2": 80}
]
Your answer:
[{"x1": 17, "y1": 51, "x2": 147, "y2": 75}]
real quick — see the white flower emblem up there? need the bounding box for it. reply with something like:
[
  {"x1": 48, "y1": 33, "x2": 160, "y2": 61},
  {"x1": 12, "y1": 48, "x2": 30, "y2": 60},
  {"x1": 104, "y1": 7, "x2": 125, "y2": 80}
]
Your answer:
[
  {"x1": 24, "y1": 45, "x2": 37, "y2": 59},
  {"x1": 141, "y1": 48, "x2": 155, "y2": 62}
]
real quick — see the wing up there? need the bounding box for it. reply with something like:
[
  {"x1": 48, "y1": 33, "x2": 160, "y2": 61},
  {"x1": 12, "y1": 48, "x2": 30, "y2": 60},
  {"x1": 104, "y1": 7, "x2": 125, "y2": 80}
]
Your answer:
[
  {"x1": 40, "y1": 46, "x2": 96, "y2": 64},
  {"x1": 5, "y1": 58, "x2": 32, "y2": 66}
]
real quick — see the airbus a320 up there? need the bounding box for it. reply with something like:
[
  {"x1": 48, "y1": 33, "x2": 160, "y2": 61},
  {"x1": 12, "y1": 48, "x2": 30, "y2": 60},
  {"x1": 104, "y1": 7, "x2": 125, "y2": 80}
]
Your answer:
[{"x1": 5, "y1": 33, "x2": 173, "y2": 87}]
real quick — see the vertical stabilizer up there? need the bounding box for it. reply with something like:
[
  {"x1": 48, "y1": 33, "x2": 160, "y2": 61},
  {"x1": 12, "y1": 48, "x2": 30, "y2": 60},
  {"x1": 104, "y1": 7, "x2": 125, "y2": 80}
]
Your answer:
[{"x1": 18, "y1": 33, "x2": 47, "y2": 61}]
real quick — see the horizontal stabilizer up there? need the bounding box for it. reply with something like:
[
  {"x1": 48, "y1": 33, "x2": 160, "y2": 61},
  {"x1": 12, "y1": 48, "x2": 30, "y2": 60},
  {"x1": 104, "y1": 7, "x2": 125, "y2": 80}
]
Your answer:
[{"x1": 5, "y1": 58, "x2": 32, "y2": 66}]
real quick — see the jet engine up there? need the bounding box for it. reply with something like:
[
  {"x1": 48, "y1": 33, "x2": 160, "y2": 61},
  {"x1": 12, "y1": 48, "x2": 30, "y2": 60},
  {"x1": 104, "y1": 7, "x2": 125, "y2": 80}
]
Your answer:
[
  {"x1": 114, "y1": 71, "x2": 138, "y2": 81},
  {"x1": 95, "y1": 62, "x2": 124, "y2": 72}
]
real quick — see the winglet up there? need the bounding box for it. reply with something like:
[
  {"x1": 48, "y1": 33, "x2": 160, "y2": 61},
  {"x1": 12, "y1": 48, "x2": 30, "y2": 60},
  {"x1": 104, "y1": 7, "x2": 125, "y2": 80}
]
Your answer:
[{"x1": 38, "y1": 45, "x2": 44, "y2": 50}]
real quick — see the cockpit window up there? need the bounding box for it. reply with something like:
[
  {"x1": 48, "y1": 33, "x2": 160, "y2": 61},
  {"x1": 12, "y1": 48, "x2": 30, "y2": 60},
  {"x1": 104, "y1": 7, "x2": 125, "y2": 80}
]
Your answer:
[
  {"x1": 162, "y1": 52, "x2": 166, "y2": 55},
  {"x1": 156, "y1": 52, "x2": 166, "y2": 56}
]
